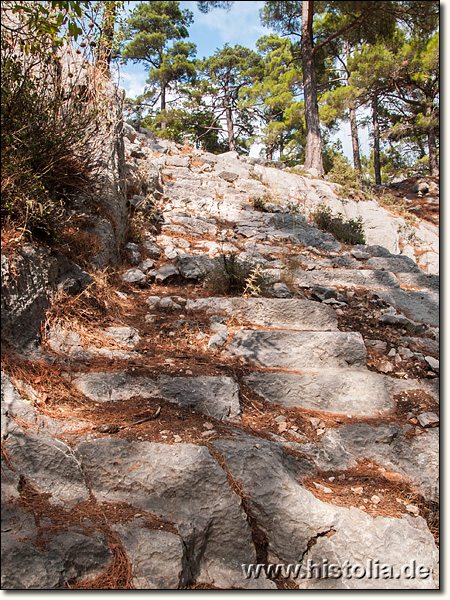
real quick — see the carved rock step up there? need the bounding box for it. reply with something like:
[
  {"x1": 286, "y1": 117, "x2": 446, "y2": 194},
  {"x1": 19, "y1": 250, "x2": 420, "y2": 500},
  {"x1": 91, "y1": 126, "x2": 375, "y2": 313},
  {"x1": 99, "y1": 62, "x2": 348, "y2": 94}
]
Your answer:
[
  {"x1": 186, "y1": 297, "x2": 338, "y2": 331},
  {"x1": 72, "y1": 373, "x2": 241, "y2": 421},
  {"x1": 366, "y1": 256, "x2": 423, "y2": 273},
  {"x1": 213, "y1": 436, "x2": 438, "y2": 589},
  {"x1": 75, "y1": 438, "x2": 274, "y2": 589},
  {"x1": 395, "y1": 272, "x2": 439, "y2": 293},
  {"x1": 244, "y1": 369, "x2": 394, "y2": 416},
  {"x1": 225, "y1": 330, "x2": 366, "y2": 370},
  {"x1": 303, "y1": 423, "x2": 439, "y2": 502},
  {"x1": 374, "y1": 289, "x2": 439, "y2": 327},
  {"x1": 292, "y1": 269, "x2": 401, "y2": 290}
]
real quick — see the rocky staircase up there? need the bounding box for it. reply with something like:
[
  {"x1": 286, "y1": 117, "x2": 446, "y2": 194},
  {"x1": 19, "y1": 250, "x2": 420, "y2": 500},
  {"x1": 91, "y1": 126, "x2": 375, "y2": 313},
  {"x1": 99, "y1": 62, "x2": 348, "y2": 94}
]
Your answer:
[{"x1": 1, "y1": 128, "x2": 439, "y2": 589}]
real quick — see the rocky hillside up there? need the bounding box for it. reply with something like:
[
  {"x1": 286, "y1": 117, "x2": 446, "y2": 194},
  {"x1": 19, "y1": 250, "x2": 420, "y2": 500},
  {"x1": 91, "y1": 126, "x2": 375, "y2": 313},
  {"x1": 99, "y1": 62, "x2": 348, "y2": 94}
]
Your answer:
[{"x1": 1, "y1": 124, "x2": 439, "y2": 589}]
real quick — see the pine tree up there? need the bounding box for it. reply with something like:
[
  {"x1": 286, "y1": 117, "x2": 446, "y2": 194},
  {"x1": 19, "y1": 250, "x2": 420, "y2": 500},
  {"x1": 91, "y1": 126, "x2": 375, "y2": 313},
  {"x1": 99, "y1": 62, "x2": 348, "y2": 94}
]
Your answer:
[
  {"x1": 199, "y1": 44, "x2": 260, "y2": 151},
  {"x1": 122, "y1": 1, "x2": 196, "y2": 128}
]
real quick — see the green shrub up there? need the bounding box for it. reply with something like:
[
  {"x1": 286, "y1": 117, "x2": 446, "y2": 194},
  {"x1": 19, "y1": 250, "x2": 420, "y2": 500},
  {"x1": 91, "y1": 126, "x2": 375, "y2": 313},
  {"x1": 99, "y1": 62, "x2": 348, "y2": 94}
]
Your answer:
[
  {"x1": 1, "y1": 30, "x2": 108, "y2": 243},
  {"x1": 204, "y1": 253, "x2": 268, "y2": 296},
  {"x1": 310, "y1": 204, "x2": 366, "y2": 245},
  {"x1": 251, "y1": 196, "x2": 268, "y2": 212}
]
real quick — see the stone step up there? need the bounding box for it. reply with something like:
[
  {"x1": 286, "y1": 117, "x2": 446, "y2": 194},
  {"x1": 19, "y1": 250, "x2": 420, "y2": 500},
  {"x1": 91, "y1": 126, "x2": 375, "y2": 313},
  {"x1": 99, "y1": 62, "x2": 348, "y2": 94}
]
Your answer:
[
  {"x1": 396, "y1": 272, "x2": 439, "y2": 292},
  {"x1": 305, "y1": 423, "x2": 439, "y2": 502},
  {"x1": 244, "y1": 369, "x2": 394, "y2": 416},
  {"x1": 72, "y1": 373, "x2": 240, "y2": 421},
  {"x1": 225, "y1": 330, "x2": 366, "y2": 370},
  {"x1": 212, "y1": 436, "x2": 438, "y2": 589},
  {"x1": 292, "y1": 269, "x2": 400, "y2": 290},
  {"x1": 366, "y1": 256, "x2": 422, "y2": 273},
  {"x1": 374, "y1": 289, "x2": 439, "y2": 327},
  {"x1": 267, "y1": 213, "x2": 342, "y2": 252},
  {"x1": 186, "y1": 297, "x2": 338, "y2": 331}
]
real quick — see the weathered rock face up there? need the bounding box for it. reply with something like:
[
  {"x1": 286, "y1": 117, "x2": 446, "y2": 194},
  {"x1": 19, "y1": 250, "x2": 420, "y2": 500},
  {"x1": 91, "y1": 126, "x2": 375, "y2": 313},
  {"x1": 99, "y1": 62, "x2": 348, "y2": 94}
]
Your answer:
[
  {"x1": 75, "y1": 438, "x2": 272, "y2": 589},
  {"x1": 213, "y1": 436, "x2": 438, "y2": 589},
  {"x1": 1, "y1": 106, "x2": 439, "y2": 590},
  {"x1": 1, "y1": 246, "x2": 92, "y2": 351},
  {"x1": 245, "y1": 370, "x2": 394, "y2": 416}
]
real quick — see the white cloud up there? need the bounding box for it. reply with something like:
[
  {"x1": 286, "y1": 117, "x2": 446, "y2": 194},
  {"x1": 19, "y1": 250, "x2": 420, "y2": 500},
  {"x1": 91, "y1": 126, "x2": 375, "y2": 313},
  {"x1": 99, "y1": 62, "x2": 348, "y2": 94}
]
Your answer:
[
  {"x1": 117, "y1": 70, "x2": 148, "y2": 99},
  {"x1": 189, "y1": 1, "x2": 272, "y2": 52}
]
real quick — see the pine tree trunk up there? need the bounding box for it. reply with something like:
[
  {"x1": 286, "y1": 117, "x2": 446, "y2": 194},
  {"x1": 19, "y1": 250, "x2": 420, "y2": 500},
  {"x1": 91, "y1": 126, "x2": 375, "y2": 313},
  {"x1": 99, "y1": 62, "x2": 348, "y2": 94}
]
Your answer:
[
  {"x1": 346, "y1": 42, "x2": 361, "y2": 173},
  {"x1": 302, "y1": 0, "x2": 323, "y2": 177},
  {"x1": 372, "y1": 94, "x2": 381, "y2": 185},
  {"x1": 349, "y1": 104, "x2": 361, "y2": 172},
  {"x1": 426, "y1": 106, "x2": 439, "y2": 176},
  {"x1": 160, "y1": 82, "x2": 167, "y2": 130},
  {"x1": 224, "y1": 76, "x2": 236, "y2": 151}
]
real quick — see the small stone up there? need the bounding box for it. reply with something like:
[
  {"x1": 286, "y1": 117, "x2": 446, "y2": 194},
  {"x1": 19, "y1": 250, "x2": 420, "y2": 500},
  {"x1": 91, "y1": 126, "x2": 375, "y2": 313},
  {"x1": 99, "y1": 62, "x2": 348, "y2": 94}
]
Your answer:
[
  {"x1": 271, "y1": 283, "x2": 293, "y2": 298},
  {"x1": 208, "y1": 328, "x2": 228, "y2": 350},
  {"x1": 309, "y1": 417, "x2": 321, "y2": 428},
  {"x1": 151, "y1": 264, "x2": 179, "y2": 283},
  {"x1": 159, "y1": 297, "x2": 182, "y2": 310},
  {"x1": 275, "y1": 415, "x2": 287, "y2": 423},
  {"x1": 398, "y1": 347, "x2": 414, "y2": 360},
  {"x1": 173, "y1": 435, "x2": 182, "y2": 443},
  {"x1": 142, "y1": 241, "x2": 161, "y2": 258},
  {"x1": 351, "y1": 249, "x2": 370, "y2": 260},
  {"x1": 424, "y1": 356, "x2": 439, "y2": 372},
  {"x1": 218, "y1": 170, "x2": 239, "y2": 183},
  {"x1": 313, "y1": 482, "x2": 332, "y2": 494},
  {"x1": 138, "y1": 259, "x2": 155, "y2": 272},
  {"x1": 351, "y1": 487, "x2": 363, "y2": 495},
  {"x1": 203, "y1": 423, "x2": 214, "y2": 430},
  {"x1": 365, "y1": 339, "x2": 387, "y2": 353},
  {"x1": 405, "y1": 504, "x2": 420, "y2": 516},
  {"x1": 146, "y1": 296, "x2": 161, "y2": 308},
  {"x1": 278, "y1": 422, "x2": 288, "y2": 433},
  {"x1": 328, "y1": 477, "x2": 335, "y2": 482},
  {"x1": 121, "y1": 268, "x2": 146, "y2": 284},
  {"x1": 388, "y1": 348, "x2": 397, "y2": 357},
  {"x1": 164, "y1": 246, "x2": 180, "y2": 260},
  {"x1": 379, "y1": 361, "x2": 394, "y2": 373},
  {"x1": 210, "y1": 322, "x2": 227, "y2": 333},
  {"x1": 417, "y1": 412, "x2": 439, "y2": 428},
  {"x1": 371, "y1": 495, "x2": 381, "y2": 505}
]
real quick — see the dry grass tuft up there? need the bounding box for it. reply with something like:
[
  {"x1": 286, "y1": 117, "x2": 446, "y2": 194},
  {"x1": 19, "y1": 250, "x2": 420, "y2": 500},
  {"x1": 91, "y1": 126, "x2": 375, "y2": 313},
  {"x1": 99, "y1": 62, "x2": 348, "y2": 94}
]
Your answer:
[
  {"x1": 1, "y1": 351, "x2": 86, "y2": 412},
  {"x1": 41, "y1": 269, "x2": 135, "y2": 352}
]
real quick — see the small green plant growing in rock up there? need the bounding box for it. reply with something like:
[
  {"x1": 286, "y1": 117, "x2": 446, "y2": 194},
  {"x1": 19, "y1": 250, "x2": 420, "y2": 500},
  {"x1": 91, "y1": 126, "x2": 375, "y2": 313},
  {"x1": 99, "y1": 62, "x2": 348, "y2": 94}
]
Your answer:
[
  {"x1": 204, "y1": 253, "x2": 268, "y2": 296},
  {"x1": 376, "y1": 191, "x2": 417, "y2": 226},
  {"x1": 248, "y1": 167, "x2": 266, "y2": 184},
  {"x1": 310, "y1": 204, "x2": 366, "y2": 245},
  {"x1": 251, "y1": 196, "x2": 269, "y2": 212},
  {"x1": 250, "y1": 191, "x2": 278, "y2": 212}
]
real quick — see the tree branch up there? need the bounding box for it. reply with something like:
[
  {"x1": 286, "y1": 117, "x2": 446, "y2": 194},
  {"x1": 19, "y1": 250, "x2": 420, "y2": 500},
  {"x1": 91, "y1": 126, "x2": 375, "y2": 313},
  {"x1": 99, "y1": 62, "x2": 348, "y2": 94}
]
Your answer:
[{"x1": 313, "y1": 5, "x2": 377, "y2": 55}]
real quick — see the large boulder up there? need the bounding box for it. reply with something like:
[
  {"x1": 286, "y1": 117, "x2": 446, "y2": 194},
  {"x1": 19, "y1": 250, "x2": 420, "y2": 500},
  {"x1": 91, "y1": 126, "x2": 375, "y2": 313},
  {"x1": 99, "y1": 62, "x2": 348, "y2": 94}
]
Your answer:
[{"x1": 1, "y1": 246, "x2": 91, "y2": 351}]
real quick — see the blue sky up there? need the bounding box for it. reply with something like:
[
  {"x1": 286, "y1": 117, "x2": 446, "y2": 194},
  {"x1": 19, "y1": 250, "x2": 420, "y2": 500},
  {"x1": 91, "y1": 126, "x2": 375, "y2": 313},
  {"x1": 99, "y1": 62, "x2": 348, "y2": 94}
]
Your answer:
[{"x1": 117, "y1": 1, "x2": 273, "y2": 98}]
